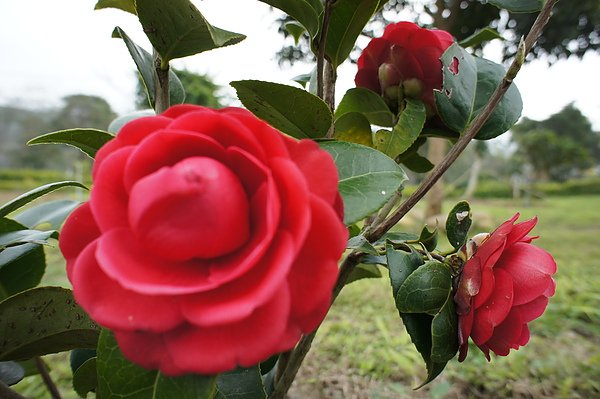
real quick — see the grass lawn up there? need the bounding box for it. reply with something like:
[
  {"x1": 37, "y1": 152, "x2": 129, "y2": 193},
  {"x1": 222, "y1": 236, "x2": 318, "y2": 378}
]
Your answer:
[{"x1": 8, "y1": 194, "x2": 600, "y2": 398}]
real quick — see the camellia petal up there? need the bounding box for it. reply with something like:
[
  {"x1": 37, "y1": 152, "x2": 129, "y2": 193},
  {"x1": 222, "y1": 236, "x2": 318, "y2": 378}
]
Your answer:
[{"x1": 59, "y1": 202, "x2": 100, "y2": 280}]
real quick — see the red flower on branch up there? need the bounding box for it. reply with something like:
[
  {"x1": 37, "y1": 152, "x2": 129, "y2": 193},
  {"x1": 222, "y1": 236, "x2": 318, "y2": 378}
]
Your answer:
[
  {"x1": 60, "y1": 105, "x2": 348, "y2": 375},
  {"x1": 355, "y1": 21, "x2": 454, "y2": 112},
  {"x1": 454, "y1": 214, "x2": 557, "y2": 361}
]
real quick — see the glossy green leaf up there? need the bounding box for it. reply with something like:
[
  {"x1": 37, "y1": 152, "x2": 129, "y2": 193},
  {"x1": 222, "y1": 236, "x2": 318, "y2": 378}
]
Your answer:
[
  {"x1": 400, "y1": 152, "x2": 434, "y2": 173},
  {"x1": 484, "y1": 0, "x2": 543, "y2": 13},
  {"x1": 112, "y1": 27, "x2": 185, "y2": 110},
  {"x1": 320, "y1": 141, "x2": 408, "y2": 225},
  {"x1": 0, "y1": 182, "x2": 87, "y2": 219},
  {"x1": 386, "y1": 244, "x2": 423, "y2": 298},
  {"x1": 417, "y1": 225, "x2": 438, "y2": 252},
  {"x1": 0, "y1": 229, "x2": 55, "y2": 250},
  {"x1": 347, "y1": 234, "x2": 380, "y2": 256},
  {"x1": 0, "y1": 219, "x2": 45, "y2": 300},
  {"x1": 231, "y1": 80, "x2": 332, "y2": 139},
  {"x1": 136, "y1": 0, "x2": 246, "y2": 64},
  {"x1": 445, "y1": 201, "x2": 472, "y2": 249},
  {"x1": 14, "y1": 200, "x2": 80, "y2": 230},
  {"x1": 325, "y1": 0, "x2": 381, "y2": 68},
  {"x1": 334, "y1": 112, "x2": 374, "y2": 147},
  {"x1": 374, "y1": 99, "x2": 426, "y2": 158},
  {"x1": 396, "y1": 261, "x2": 452, "y2": 315},
  {"x1": 459, "y1": 27, "x2": 503, "y2": 48},
  {"x1": 28, "y1": 129, "x2": 114, "y2": 159},
  {"x1": 70, "y1": 348, "x2": 97, "y2": 374},
  {"x1": 0, "y1": 287, "x2": 100, "y2": 361},
  {"x1": 108, "y1": 110, "x2": 155, "y2": 134},
  {"x1": 430, "y1": 291, "x2": 459, "y2": 363},
  {"x1": 434, "y1": 44, "x2": 478, "y2": 135},
  {"x1": 97, "y1": 330, "x2": 217, "y2": 399},
  {"x1": 335, "y1": 88, "x2": 395, "y2": 127},
  {"x1": 0, "y1": 361, "x2": 25, "y2": 385},
  {"x1": 259, "y1": 0, "x2": 322, "y2": 38},
  {"x1": 471, "y1": 57, "x2": 522, "y2": 140},
  {"x1": 346, "y1": 263, "x2": 383, "y2": 284},
  {"x1": 94, "y1": 0, "x2": 136, "y2": 14},
  {"x1": 72, "y1": 357, "x2": 97, "y2": 398},
  {"x1": 435, "y1": 44, "x2": 522, "y2": 140},
  {"x1": 215, "y1": 366, "x2": 267, "y2": 399},
  {"x1": 285, "y1": 21, "x2": 307, "y2": 44}
]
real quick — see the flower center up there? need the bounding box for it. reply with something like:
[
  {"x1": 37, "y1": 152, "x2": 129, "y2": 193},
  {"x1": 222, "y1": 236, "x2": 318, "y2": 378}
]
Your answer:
[{"x1": 128, "y1": 156, "x2": 250, "y2": 260}]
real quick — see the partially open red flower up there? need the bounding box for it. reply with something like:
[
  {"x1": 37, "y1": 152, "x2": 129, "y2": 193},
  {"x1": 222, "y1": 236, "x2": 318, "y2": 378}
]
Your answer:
[
  {"x1": 454, "y1": 214, "x2": 556, "y2": 361},
  {"x1": 355, "y1": 21, "x2": 453, "y2": 112},
  {"x1": 60, "y1": 105, "x2": 348, "y2": 375}
]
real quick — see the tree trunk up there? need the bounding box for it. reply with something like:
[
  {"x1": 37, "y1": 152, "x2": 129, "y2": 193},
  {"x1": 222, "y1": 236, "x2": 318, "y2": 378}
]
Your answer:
[{"x1": 463, "y1": 154, "x2": 483, "y2": 199}]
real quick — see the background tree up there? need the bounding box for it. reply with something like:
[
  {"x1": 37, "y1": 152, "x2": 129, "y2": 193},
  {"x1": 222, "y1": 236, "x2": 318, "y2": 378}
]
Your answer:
[
  {"x1": 136, "y1": 69, "x2": 225, "y2": 109},
  {"x1": 511, "y1": 104, "x2": 599, "y2": 181}
]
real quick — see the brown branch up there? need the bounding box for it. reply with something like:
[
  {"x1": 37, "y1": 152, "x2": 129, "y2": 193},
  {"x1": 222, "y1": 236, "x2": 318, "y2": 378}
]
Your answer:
[
  {"x1": 153, "y1": 50, "x2": 170, "y2": 114},
  {"x1": 268, "y1": 0, "x2": 558, "y2": 397},
  {"x1": 0, "y1": 381, "x2": 28, "y2": 399},
  {"x1": 35, "y1": 357, "x2": 62, "y2": 399},
  {"x1": 316, "y1": 0, "x2": 334, "y2": 99}
]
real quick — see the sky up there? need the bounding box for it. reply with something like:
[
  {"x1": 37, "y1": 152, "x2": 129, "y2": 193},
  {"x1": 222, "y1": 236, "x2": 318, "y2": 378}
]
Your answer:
[{"x1": 1, "y1": 0, "x2": 599, "y2": 131}]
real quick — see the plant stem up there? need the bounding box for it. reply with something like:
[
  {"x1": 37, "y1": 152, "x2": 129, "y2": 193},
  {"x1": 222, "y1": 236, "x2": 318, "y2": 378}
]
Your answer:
[
  {"x1": 153, "y1": 50, "x2": 170, "y2": 114},
  {"x1": 0, "y1": 381, "x2": 27, "y2": 399},
  {"x1": 316, "y1": 1, "x2": 333, "y2": 99},
  {"x1": 34, "y1": 357, "x2": 62, "y2": 399},
  {"x1": 269, "y1": 1, "x2": 558, "y2": 397}
]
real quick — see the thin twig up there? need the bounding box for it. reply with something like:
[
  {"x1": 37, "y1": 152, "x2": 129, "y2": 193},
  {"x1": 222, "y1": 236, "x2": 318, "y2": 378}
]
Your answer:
[
  {"x1": 268, "y1": 1, "x2": 558, "y2": 397},
  {"x1": 153, "y1": 50, "x2": 170, "y2": 114},
  {"x1": 0, "y1": 381, "x2": 28, "y2": 399},
  {"x1": 316, "y1": 0, "x2": 334, "y2": 99},
  {"x1": 35, "y1": 357, "x2": 62, "y2": 399}
]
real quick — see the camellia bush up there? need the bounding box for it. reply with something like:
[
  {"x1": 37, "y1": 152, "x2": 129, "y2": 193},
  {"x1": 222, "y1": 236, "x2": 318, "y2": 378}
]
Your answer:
[{"x1": 0, "y1": 0, "x2": 559, "y2": 398}]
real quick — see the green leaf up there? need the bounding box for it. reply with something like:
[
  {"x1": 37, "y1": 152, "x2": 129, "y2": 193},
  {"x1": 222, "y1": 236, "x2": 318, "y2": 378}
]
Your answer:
[
  {"x1": 259, "y1": 0, "x2": 322, "y2": 38},
  {"x1": 374, "y1": 99, "x2": 426, "y2": 158},
  {"x1": 70, "y1": 348, "x2": 97, "y2": 374},
  {"x1": 346, "y1": 263, "x2": 383, "y2": 284},
  {"x1": 334, "y1": 112, "x2": 374, "y2": 147},
  {"x1": 0, "y1": 287, "x2": 100, "y2": 361},
  {"x1": 417, "y1": 225, "x2": 438, "y2": 252},
  {"x1": 73, "y1": 357, "x2": 97, "y2": 398},
  {"x1": 97, "y1": 330, "x2": 217, "y2": 399},
  {"x1": 445, "y1": 201, "x2": 472, "y2": 249},
  {"x1": 459, "y1": 28, "x2": 503, "y2": 48},
  {"x1": 325, "y1": 0, "x2": 381, "y2": 68},
  {"x1": 0, "y1": 229, "x2": 55, "y2": 250},
  {"x1": 285, "y1": 21, "x2": 307, "y2": 44},
  {"x1": 484, "y1": 0, "x2": 544, "y2": 13},
  {"x1": 434, "y1": 44, "x2": 522, "y2": 140},
  {"x1": 112, "y1": 27, "x2": 186, "y2": 110},
  {"x1": 215, "y1": 366, "x2": 267, "y2": 399},
  {"x1": 434, "y1": 44, "x2": 478, "y2": 135},
  {"x1": 335, "y1": 88, "x2": 395, "y2": 127},
  {"x1": 320, "y1": 141, "x2": 408, "y2": 225},
  {"x1": 136, "y1": 0, "x2": 246, "y2": 64},
  {"x1": 347, "y1": 234, "x2": 380, "y2": 256},
  {"x1": 0, "y1": 182, "x2": 87, "y2": 219},
  {"x1": 471, "y1": 57, "x2": 522, "y2": 140},
  {"x1": 0, "y1": 361, "x2": 25, "y2": 386},
  {"x1": 400, "y1": 152, "x2": 434, "y2": 173},
  {"x1": 430, "y1": 291, "x2": 459, "y2": 363},
  {"x1": 231, "y1": 80, "x2": 332, "y2": 139},
  {"x1": 28, "y1": 129, "x2": 114, "y2": 159},
  {"x1": 94, "y1": 0, "x2": 136, "y2": 14},
  {"x1": 0, "y1": 218, "x2": 45, "y2": 300},
  {"x1": 386, "y1": 244, "x2": 423, "y2": 298},
  {"x1": 396, "y1": 261, "x2": 452, "y2": 315},
  {"x1": 108, "y1": 110, "x2": 156, "y2": 134},
  {"x1": 14, "y1": 200, "x2": 80, "y2": 230}
]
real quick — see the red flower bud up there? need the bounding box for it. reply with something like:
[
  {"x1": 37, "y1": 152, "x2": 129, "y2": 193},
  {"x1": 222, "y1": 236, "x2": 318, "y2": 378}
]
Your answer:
[
  {"x1": 454, "y1": 214, "x2": 557, "y2": 361},
  {"x1": 355, "y1": 21, "x2": 454, "y2": 112}
]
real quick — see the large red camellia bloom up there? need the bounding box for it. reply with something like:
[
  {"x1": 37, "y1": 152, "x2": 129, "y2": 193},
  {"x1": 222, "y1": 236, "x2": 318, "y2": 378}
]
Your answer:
[
  {"x1": 355, "y1": 21, "x2": 453, "y2": 111},
  {"x1": 59, "y1": 105, "x2": 348, "y2": 375},
  {"x1": 454, "y1": 214, "x2": 557, "y2": 361}
]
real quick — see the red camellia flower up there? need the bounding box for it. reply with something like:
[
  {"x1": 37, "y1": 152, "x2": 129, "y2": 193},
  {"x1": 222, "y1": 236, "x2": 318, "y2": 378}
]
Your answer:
[
  {"x1": 454, "y1": 214, "x2": 557, "y2": 361},
  {"x1": 355, "y1": 21, "x2": 453, "y2": 112},
  {"x1": 59, "y1": 104, "x2": 348, "y2": 375}
]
